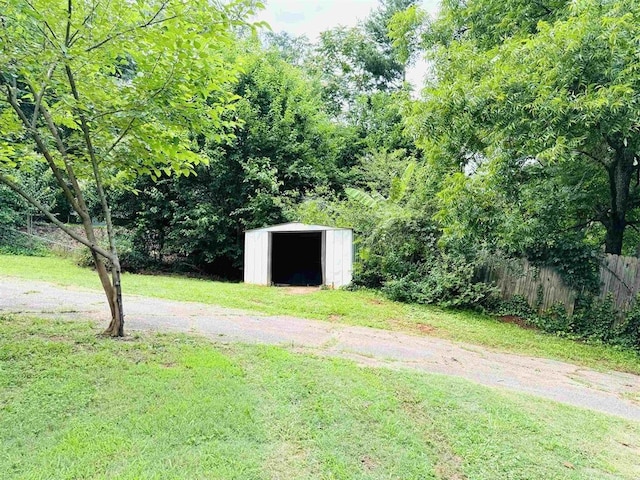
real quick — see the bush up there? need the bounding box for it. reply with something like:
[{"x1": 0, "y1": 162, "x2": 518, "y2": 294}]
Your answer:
[
  {"x1": 569, "y1": 295, "x2": 617, "y2": 342},
  {"x1": 351, "y1": 215, "x2": 499, "y2": 310},
  {"x1": 531, "y1": 304, "x2": 573, "y2": 334},
  {"x1": 613, "y1": 298, "x2": 640, "y2": 349},
  {"x1": 498, "y1": 292, "x2": 640, "y2": 350},
  {"x1": 381, "y1": 258, "x2": 499, "y2": 309}
]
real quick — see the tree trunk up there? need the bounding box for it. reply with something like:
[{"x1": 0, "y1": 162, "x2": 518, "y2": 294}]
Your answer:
[
  {"x1": 604, "y1": 148, "x2": 635, "y2": 255},
  {"x1": 604, "y1": 214, "x2": 625, "y2": 255},
  {"x1": 90, "y1": 249, "x2": 124, "y2": 337},
  {"x1": 103, "y1": 258, "x2": 124, "y2": 337},
  {"x1": 80, "y1": 210, "x2": 123, "y2": 337}
]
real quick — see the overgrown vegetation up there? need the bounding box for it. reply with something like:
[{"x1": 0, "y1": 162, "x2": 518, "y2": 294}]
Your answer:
[
  {"x1": 1, "y1": 315, "x2": 639, "y2": 479},
  {"x1": 499, "y1": 294, "x2": 640, "y2": 350}
]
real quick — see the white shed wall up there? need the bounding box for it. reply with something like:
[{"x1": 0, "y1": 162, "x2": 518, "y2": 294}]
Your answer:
[
  {"x1": 324, "y1": 229, "x2": 353, "y2": 288},
  {"x1": 243, "y1": 230, "x2": 270, "y2": 285}
]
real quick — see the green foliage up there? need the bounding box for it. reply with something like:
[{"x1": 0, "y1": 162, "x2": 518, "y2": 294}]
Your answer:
[
  {"x1": 617, "y1": 298, "x2": 640, "y2": 348},
  {"x1": 76, "y1": 230, "x2": 153, "y2": 273},
  {"x1": 388, "y1": 4, "x2": 428, "y2": 66},
  {"x1": 0, "y1": 173, "x2": 53, "y2": 255},
  {"x1": 0, "y1": 0, "x2": 258, "y2": 182},
  {"x1": 499, "y1": 293, "x2": 640, "y2": 350},
  {"x1": 0, "y1": 185, "x2": 23, "y2": 233},
  {"x1": 381, "y1": 255, "x2": 499, "y2": 309},
  {"x1": 571, "y1": 295, "x2": 619, "y2": 342},
  {"x1": 0, "y1": 234, "x2": 48, "y2": 256},
  {"x1": 114, "y1": 49, "x2": 340, "y2": 277},
  {"x1": 436, "y1": 157, "x2": 607, "y2": 296},
  {"x1": 412, "y1": 0, "x2": 640, "y2": 256},
  {"x1": 496, "y1": 295, "x2": 536, "y2": 320},
  {"x1": 305, "y1": 0, "x2": 418, "y2": 117}
]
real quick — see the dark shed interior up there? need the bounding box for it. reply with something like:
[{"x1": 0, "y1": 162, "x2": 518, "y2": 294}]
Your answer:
[{"x1": 271, "y1": 232, "x2": 322, "y2": 286}]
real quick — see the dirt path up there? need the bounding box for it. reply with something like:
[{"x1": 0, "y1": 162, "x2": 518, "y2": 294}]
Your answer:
[{"x1": 1, "y1": 276, "x2": 639, "y2": 422}]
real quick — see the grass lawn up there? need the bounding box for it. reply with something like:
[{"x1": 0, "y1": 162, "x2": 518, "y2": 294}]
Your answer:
[
  {"x1": 1, "y1": 254, "x2": 639, "y2": 375},
  {"x1": 1, "y1": 315, "x2": 639, "y2": 480}
]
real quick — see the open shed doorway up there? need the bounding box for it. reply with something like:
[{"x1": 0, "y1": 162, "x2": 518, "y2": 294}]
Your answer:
[{"x1": 271, "y1": 232, "x2": 323, "y2": 286}]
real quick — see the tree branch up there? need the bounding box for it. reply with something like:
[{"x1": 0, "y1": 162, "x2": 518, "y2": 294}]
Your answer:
[
  {"x1": 105, "y1": 117, "x2": 136, "y2": 156},
  {"x1": 88, "y1": 108, "x2": 129, "y2": 121},
  {"x1": 22, "y1": 76, "x2": 92, "y2": 224},
  {"x1": 4, "y1": 83, "x2": 80, "y2": 213},
  {"x1": 85, "y1": 1, "x2": 175, "y2": 52},
  {"x1": 65, "y1": 0, "x2": 73, "y2": 47},
  {"x1": 28, "y1": 62, "x2": 58, "y2": 129},
  {"x1": 575, "y1": 149, "x2": 610, "y2": 168},
  {"x1": 36, "y1": 101, "x2": 94, "y2": 221},
  {"x1": 24, "y1": 0, "x2": 61, "y2": 45},
  {"x1": 64, "y1": 63, "x2": 118, "y2": 261}
]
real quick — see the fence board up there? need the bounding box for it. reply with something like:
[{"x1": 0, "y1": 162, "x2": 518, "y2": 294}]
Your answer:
[
  {"x1": 484, "y1": 259, "x2": 577, "y2": 315},
  {"x1": 483, "y1": 254, "x2": 640, "y2": 315},
  {"x1": 598, "y1": 254, "x2": 640, "y2": 312}
]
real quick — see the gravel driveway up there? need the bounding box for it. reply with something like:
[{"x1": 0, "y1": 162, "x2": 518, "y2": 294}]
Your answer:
[{"x1": 1, "y1": 276, "x2": 639, "y2": 422}]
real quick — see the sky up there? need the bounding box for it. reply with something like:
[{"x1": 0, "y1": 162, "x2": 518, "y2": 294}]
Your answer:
[
  {"x1": 255, "y1": 0, "x2": 439, "y2": 41},
  {"x1": 254, "y1": 0, "x2": 441, "y2": 87}
]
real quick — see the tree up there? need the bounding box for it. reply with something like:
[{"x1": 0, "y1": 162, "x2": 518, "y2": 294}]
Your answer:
[
  {"x1": 0, "y1": 0, "x2": 260, "y2": 336},
  {"x1": 261, "y1": 31, "x2": 313, "y2": 67},
  {"x1": 111, "y1": 49, "x2": 341, "y2": 277},
  {"x1": 308, "y1": 0, "x2": 418, "y2": 116},
  {"x1": 364, "y1": 0, "x2": 420, "y2": 75},
  {"x1": 412, "y1": 0, "x2": 640, "y2": 255}
]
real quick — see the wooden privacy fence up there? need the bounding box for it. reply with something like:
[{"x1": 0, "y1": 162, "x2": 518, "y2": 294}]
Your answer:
[
  {"x1": 482, "y1": 254, "x2": 640, "y2": 315},
  {"x1": 599, "y1": 255, "x2": 640, "y2": 312},
  {"x1": 480, "y1": 260, "x2": 578, "y2": 315}
]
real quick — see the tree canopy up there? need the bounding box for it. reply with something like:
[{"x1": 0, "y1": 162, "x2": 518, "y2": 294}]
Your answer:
[
  {"x1": 111, "y1": 47, "x2": 341, "y2": 277},
  {"x1": 412, "y1": 0, "x2": 640, "y2": 255}
]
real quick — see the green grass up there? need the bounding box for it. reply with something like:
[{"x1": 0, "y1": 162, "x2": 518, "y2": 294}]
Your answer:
[
  {"x1": 1, "y1": 315, "x2": 639, "y2": 479},
  {"x1": 1, "y1": 254, "x2": 639, "y2": 375}
]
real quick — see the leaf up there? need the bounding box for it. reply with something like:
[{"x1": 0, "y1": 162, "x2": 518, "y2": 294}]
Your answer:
[{"x1": 345, "y1": 187, "x2": 381, "y2": 210}]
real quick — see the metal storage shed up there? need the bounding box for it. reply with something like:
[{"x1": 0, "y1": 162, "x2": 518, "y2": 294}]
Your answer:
[{"x1": 244, "y1": 222, "x2": 353, "y2": 288}]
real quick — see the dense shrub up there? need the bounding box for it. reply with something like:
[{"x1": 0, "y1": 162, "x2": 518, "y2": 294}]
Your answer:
[
  {"x1": 0, "y1": 233, "x2": 48, "y2": 256},
  {"x1": 351, "y1": 215, "x2": 499, "y2": 310},
  {"x1": 616, "y1": 301, "x2": 640, "y2": 348}
]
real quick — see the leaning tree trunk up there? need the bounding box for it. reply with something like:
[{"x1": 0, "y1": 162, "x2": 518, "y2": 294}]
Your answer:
[
  {"x1": 81, "y1": 218, "x2": 124, "y2": 337},
  {"x1": 90, "y1": 250, "x2": 124, "y2": 337},
  {"x1": 65, "y1": 61, "x2": 125, "y2": 337},
  {"x1": 103, "y1": 258, "x2": 124, "y2": 337}
]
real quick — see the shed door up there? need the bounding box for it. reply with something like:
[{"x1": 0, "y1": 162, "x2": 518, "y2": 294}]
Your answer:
[
  {"x1": 271, "y1": 232, "x2": 323, "y2": 286},
  {"x1": 325, "y1": 229, "x2": 353, "y2": 288}
]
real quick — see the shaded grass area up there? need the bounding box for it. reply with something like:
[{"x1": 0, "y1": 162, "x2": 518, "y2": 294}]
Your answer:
[
  {"x1": 1, "y1": 315, "x2": 639, "y2": 480},
  {"x1": 1, "y1": 254, "x2": 639, "y2": 375}
]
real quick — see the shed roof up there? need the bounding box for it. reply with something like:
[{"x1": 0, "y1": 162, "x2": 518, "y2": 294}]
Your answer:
[{"x1": 245, "y1": 222, "x2": 351, "y2": 233}]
